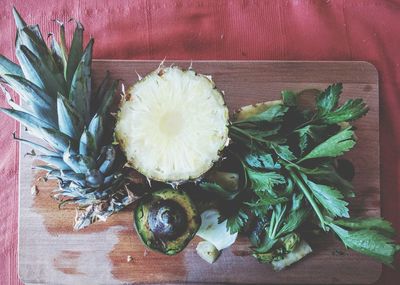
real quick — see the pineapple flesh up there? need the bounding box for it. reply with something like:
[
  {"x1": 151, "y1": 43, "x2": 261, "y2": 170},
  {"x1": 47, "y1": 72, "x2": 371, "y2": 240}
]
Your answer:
[
  {"x1": 115, "y1": 66, "x2": 229, "y2": 183},
  {"x1": 0, "y1": 9, "x2": 134, "y2": 229}
]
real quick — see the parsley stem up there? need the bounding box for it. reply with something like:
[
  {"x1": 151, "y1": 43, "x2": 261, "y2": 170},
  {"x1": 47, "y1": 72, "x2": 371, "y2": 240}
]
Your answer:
[{"x1": 288, "y1": 170, "x2": 327, "y2": 231}]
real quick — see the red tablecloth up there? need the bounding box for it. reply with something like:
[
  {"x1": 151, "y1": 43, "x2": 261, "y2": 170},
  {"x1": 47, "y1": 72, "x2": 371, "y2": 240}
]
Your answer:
[{"x1": 1, "y1": 0, "x2": 399, "y2": 284}]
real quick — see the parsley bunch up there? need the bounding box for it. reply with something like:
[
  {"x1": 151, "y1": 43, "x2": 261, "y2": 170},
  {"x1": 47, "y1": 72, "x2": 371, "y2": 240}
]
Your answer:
[{"x1": 221, "y1": 83, "x2": 399, "y2": 266}]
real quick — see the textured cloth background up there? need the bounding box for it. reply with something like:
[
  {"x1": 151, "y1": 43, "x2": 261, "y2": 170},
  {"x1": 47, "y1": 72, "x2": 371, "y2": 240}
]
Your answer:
[{"x1": 0, "y1": 0, "x2": 399, "y2": 284}]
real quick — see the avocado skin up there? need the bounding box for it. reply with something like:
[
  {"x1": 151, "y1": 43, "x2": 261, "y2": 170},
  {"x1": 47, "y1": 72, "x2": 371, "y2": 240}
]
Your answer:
[{"x1": 134, "y1": 188, "x2": 200, "y2": 255}]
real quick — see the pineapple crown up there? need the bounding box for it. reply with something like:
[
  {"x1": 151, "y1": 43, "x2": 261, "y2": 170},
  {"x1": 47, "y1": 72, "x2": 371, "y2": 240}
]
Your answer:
[{"x1": 0, "y1": 8, "x2": 134, "y2": 226}]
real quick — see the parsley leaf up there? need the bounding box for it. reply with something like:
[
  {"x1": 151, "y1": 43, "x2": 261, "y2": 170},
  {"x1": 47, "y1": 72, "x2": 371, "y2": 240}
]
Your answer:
[
  {"x1": 294, "y1": 124, "x2": 329, "y2": 153},
  {"x1": 247, "y1": 168, "x2": 286, "y2": 194},
  {"x1": 333, "y1": 217, "x2": 396, "y2": 237},
  {"x1": 320, "y1": 99, "x2": 369, "y2": 124},
  {"x1": 299, "y1": 127, "x2": 356, "y2": 162},
  {"x1": 244, "y1": 152, "x2": 280, "y2": 170},
  {"x1": 224, "y1": 208, "x2": 249, "y2": 234},
  {"x1": 302, "y1": 174, "x2": 349, "y2": 218},
  {"x1": 299, "y1": 161, "x2": 355, "y2": 197},
  {"x1": 271, "y1": 143, "x2": 297, "y2": 161},
  {"x1": 329, "y1": 223, "x2": 400, "y2": 265},
  {"x1": 316, "y1": 83, "x2": 342, "y2": 115}
]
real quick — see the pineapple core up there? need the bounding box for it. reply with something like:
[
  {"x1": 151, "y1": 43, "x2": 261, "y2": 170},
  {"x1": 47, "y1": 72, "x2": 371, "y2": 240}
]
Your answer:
[
  {"x1": 159, "y1": 111, "x2": 184, "y2": 137},
  {"x1": 116, "y1": 66, "x2": 229, "y2": 182}
]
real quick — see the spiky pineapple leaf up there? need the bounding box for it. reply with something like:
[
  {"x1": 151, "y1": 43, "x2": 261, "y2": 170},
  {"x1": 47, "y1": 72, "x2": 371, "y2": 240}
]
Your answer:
[
  {"x1": 79, "y1": 127, "x2": 97, "y2": 157},
  {"x1": 0, "y1": 84, "x2": 25, "y2": 112},
  {"x1": 49, "y1": 33, "x2": 67, "y2": 74},
  {"x1": 0, "y1": 107, "x2": 56, "y2": 130},
  {"x1": 17, "y1": 45, "x2": 66, "y2": 97},
  {"x1": 97, "y1": 79, "x2": 118, "y2": 116},
  {"x1": 47, "y1": 169, "x2": 86, "y2": 186},
  {"x1": 88, "y1": 114, "x2": 103, "y2": 150},
  {"x1": 13, "y1": 134, "x2": 58, "y2": 156},
  {"x1": 37, "y1": 127, "x2": 73, "y2": 153},
  {"x1": 12, "y1": 7, "x2": 27, "y2": 29},
  {"x1": 91, "y1": 71, "x2": 111, "y2": 114},
  {"x1": 0, "y1": 55, "x2": 23, "y2": 77},
  {"x1": 2, "y1": 74, "x2": 56, "y2": 125},
  {"x1": 35, "y1": 155, "x2": 71, "y2": 170},
  {"x1": 69, "y1": 39, "x2": 93, "y2": 123},
  {"x1": 66, "y1": 21, "x2": 84, "y2": 88},
  {"x1": 57, "y1": 93, "x2": 84, "y2": 139}
]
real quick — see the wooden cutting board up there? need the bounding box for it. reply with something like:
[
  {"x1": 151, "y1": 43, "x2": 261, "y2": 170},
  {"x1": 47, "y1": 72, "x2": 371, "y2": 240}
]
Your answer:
[{"x1": 18, "y1": 61, "x2": 380, "y2": 285}]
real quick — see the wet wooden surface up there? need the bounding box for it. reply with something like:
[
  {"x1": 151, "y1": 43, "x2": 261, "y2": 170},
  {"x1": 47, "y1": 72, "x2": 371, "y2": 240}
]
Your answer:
[{"x1": 19, "y1": 61, "x2": 380, "y2": 284}]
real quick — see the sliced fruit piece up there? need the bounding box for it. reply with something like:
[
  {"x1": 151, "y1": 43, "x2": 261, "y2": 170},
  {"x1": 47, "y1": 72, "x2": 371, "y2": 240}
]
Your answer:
[
  {"x1": 196, "y1": 241, "x2": 221, "y2": 264},
  {"x1": 134, "y1": 188, "x2": 200, "y2": 255},
  {"x1": 115, "y1": 66, "x2": 229, "y2": 183}
]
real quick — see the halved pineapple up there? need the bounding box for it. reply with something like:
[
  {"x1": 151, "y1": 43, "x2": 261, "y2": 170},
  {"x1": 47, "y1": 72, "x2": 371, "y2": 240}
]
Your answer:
[{"x1": 115, "y1": 66, "x2": 229, "y2": 183}]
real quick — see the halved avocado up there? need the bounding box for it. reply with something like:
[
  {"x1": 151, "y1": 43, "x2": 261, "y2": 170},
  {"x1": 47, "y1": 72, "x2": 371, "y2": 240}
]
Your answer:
[{"x1": 134, "y1": 188, "x2": 200, "y2": 255}]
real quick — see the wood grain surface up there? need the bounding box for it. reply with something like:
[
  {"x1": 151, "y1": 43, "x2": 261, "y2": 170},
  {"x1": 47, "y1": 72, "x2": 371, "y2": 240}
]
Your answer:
[{"x1": 18, "y1": 60, "x2": 379, "y2": 285}]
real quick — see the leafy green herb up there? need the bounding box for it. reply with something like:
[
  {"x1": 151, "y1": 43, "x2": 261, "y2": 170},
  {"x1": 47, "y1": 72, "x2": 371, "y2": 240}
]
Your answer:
[
  {"x1": 316, "y1": 83, "x2": 342, "y2": 115},
  {"x1": 298, "y1": 127, "x2": 356, "y2": 162},
  {"x1": 223, "y1": 208, "x2": 249, "y2": 235},
  {"x1": 226, "y1": 83, "x2": 400, "y2": 267},
  {"x1": 301, "y1": 174, "x2": 349, "y2": 218},
  {"x1": 329, "y1": 223, "x2": 400, "y2": 265}
]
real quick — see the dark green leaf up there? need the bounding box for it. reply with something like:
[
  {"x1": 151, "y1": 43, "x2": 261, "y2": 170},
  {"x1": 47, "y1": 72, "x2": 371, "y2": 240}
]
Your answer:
[
  {"x1": 299, "y1": 161, "x2": 354, "y2": 197},
  {"x1": 281, "y1": 90, "x2": 297, "y2": 107},
  {"x1": 294, "y1": 125, "x2": 328, "y2": 153},
  {"x1": 244, "y1": 152, "x2": 280, "y2": 170},
  {"x1": 271, "y1": 144, "x2": 296, "y2": 161},
  {"x1": 333, "y1": 218, "x2": 396, "y2": 237},
  {"x1": 223, "y1": 208, "x2": 249, "y2": 234},
  {"x1": 247, "y1": 168, "x2": 286, "y2": 194},
  {"x1": 299, "y1": 127, "x2": 356, "y2": 162},
  {"x1": 276, "y1": 208, "x2": 309, "y2": 238},
  {"x1": 320, "y1": 99, "x2": 369, "y2": 124},
  {"x1": 316, "y1": 83, "x2": 342, "y2": 115},
  {"x1": 329, "y1": 223, "x2": 400, "y2": 265},
  {"x1": 302, "y1": 175, "x2": 349, "y2": 218}
]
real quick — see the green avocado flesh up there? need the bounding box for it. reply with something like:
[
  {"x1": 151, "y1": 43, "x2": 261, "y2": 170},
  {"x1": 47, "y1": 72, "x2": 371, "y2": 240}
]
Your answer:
[{"x1": 134, "y1": 188, "x2": 200, "y2": 255}]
